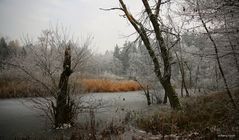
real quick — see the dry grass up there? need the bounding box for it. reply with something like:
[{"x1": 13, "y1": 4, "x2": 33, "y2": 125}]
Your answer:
[
  {"x1": 133, "y1": 90, "x2": 239, "y2": 135},
  {"x1": 79, "y1": 79, "x2": 142, "y2": 92},
  {"x1": 0, "y1": 80, "x2": 47, "y2": 98},
  {"x1": 0, "y1": 78, "x2": 142, "y2": 98}
]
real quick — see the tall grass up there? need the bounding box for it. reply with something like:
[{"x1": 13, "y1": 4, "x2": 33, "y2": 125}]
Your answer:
[{"x1": 80, "y1": 79, "x2": 142, "y2": 92}]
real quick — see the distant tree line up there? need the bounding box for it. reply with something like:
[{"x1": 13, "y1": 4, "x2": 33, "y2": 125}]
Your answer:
[{"x1": 0, "y1": 37, "x2": 26, "y2": 69}]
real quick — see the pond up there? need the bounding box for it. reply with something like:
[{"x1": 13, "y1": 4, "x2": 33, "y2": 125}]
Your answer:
[{"x1": 0, "y1": 91, "x2": 162, "y2": 138}]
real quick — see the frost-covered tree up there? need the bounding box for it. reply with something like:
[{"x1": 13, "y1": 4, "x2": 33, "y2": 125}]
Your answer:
[
  {"x1": 181, "y1": 0, "x2": 239, "y2": 108},
  {"x1": 1, "y1": 27, "x2": 91, "y2": 128}
]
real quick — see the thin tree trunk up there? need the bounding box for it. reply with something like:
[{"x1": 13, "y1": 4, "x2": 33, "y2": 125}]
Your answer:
[
  {"x1": 89, "y1": 108, "x2": 96, "y2": 140},
  {"x1": 182, "y1": 72, "x2": 190, "y2": 96},
  {"x1": 179, "y1": 41, "x2": 184, "y2": 97},
  {"x1": 135, "y1": 80, "x2": 151, "y2": 106},
  {"x1": 197, "y1": 1, "x2": 237, "y2": 109},
  {"x1": 215, "y1": 62, "x2": 219, "y2": 90},
  {"x1": 146, "y1": 85, "x2": 151, "y2": 106},
  {"x1": 224, "y1": 16, "x2": 239, "y2": 73},
  {"x1": 184, "y1": 62, "x2": 192, "y2": 88},
  {"x1": 55, "y1": 44, "x2": 73, "y2": 128},
  {"x1": 189, "y1": 70, "x2": 192, "y2": 88},
  {"x1": 194, "y1": 56, "x2": 203, "y2": 94},
  {"x1": 175, "y1": 51, "x2": 190, "y2": 97},
  {"x1": 179, "y1": 40, "x2": 190, "y2": 97},
  {"x1": 181, "y1": 75, "x2": 184, "y2": 97}
]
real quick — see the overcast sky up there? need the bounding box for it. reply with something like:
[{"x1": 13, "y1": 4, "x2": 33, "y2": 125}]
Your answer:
[{"x1": 0, "y1": 0, "x2": 145, "y2": 53}]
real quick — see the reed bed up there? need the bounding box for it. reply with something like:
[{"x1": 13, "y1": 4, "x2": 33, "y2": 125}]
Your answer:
[
  {"x1": 0, "y1": 78, "x2": 142, "y2": 98},
  {"x1": 80, "y1": 79, "x2": 142, "y2": 92},
  {"x1": 0, "y1": 80, "x2": 45, "y2": 98}
]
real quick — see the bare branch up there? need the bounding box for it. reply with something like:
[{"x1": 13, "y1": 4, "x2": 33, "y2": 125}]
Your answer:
[
  {"x1": 0, "y1": 60, "x2": 56, "y2": 97},
  {"x1": 155, "y1": 0, "x2": 161, "y2": 17},
  {"x1": 99, "y1": 7, "x2": 123, "y2": 11}
]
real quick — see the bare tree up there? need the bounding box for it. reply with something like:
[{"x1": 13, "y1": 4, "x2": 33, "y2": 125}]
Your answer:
[
  {"x1": 102, "y1": 0, "x2": 181, "y2": 109},
  {"x1": 165, "y1": 11, "x2": 190, "y2": 97},
  {"x1": 1, "y1": 26, "x2": 91, "y2": 128}
]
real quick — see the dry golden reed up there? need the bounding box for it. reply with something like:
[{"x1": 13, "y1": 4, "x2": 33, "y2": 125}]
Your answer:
[{"x1": 81, "y1": 79, "x2": 142, "y2": 92}]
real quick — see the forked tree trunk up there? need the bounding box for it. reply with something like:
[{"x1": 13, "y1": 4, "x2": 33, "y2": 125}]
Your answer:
[
  {"x1": 118, "y1": 0, "x2": 181, "y2": 109},
  {"x1": 55, "y1": 44, "x2": 73, "y2": 128}
]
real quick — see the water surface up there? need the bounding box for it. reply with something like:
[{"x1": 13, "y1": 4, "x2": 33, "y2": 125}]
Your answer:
[{"x1": 0, "y1": 91, "x2": 154, "y2": 138}]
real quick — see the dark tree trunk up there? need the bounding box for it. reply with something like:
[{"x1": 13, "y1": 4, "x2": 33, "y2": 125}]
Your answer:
[
  {"x1": 55, "y1": 44, "x2": 73, "y2": 128},
  {"x1": 215, "y1": 62, "x2": 219, "y2": 90},
  {"x1": 145, "y1": 85, "x2": 151, "y2": 106},
  {"x1": 118, "y1": 0, "x2": 181, "y2": 109},
  {"x1": 163, "y1": 92, "x2": 167, "y2": 104},
  {"x1": 161, "y1": 78, "x2": 181, "y2": 108}
]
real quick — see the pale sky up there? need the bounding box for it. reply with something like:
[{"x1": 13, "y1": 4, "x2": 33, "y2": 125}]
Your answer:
[{"x1": 0, "y1": 0, "x2": 144, "y2": 53}]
